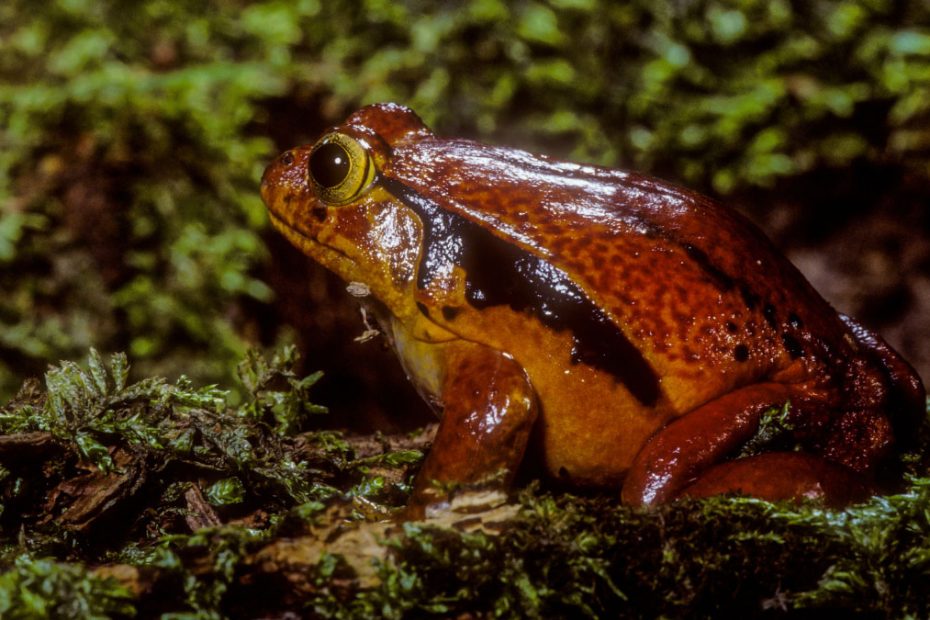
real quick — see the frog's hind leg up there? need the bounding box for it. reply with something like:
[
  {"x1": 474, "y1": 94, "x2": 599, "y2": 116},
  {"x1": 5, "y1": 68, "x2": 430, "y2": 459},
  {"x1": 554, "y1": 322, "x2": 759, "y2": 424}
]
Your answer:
[
  {"x1": 621, "y1": 383, "x2": 796, "y2": 505},
  {"x1": 620, "y1": 383, "x2": 864, "y2": 506},
  {"x1": 677, "y1": 452, "x2": 870, "y2": 507}
]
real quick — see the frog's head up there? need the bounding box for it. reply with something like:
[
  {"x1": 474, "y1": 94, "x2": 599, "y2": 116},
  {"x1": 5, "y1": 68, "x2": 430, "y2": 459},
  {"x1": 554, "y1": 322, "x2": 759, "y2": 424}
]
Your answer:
[{"x1": 261, "y1": 103, "x2": 433, "y2": 319}]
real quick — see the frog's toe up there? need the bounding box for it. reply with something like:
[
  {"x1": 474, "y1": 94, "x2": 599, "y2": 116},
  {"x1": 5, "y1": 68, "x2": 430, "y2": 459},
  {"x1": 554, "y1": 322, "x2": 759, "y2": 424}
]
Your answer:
[{"x1": 676, "y1": 452, "x2": 872, "y2": 507}]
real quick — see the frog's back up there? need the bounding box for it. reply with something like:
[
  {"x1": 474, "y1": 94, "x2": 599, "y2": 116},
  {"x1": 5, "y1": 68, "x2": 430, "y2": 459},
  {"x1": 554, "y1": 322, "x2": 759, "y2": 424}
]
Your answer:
[{"x1": 388, "y1": 138, "x2": 841, "y2": 385}]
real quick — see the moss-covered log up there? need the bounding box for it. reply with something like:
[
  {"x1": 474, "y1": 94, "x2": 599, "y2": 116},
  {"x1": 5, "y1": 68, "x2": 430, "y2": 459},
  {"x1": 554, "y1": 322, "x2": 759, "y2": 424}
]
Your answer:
[{"x1": 0, "y1": 349, "x2": 927, "y2": 618}]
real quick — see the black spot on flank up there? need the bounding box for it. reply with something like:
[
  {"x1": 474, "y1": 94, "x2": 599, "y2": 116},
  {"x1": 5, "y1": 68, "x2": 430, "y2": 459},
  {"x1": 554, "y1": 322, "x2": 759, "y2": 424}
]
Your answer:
[
  {"x1": 441, "y1": 306, "x2": 461, "y2": 321},
  {"x1": 734, "y1": 344, "x2": 749, "y2": 362},
  {"x1": 782, "y1": 332, "x2": 804, "y2": 359},
  {"x1": 312, "y1": 207, "x2": 327, "y2": 222},
  {"x1": 763, "y1": 304, "x2": 777, "y2": 328},
  {"x1": 682, "y1": 243, "x2": 734, "y2": 291},
  {"x1": 788, "y1": 313, "x2": 803, "y2": 329},
  {"x1": 416, "y1": 302, "x2": 429, "y2": 317},
  {"x1": 558, "y1": 466, "x2": 570, "y2": 478},
  {"x1": 381, "y1": 176, "x2": 661, "y2": 407},
  {"x1": 726, "y1": 321, "x2": 738, "y2": 333}
]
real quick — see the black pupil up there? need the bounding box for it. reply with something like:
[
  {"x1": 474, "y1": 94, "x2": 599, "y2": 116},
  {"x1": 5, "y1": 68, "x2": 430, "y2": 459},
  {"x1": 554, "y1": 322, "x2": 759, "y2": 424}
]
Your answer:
[{"x1": 309, "y1": 142, "x2": 350, "y2": 188}]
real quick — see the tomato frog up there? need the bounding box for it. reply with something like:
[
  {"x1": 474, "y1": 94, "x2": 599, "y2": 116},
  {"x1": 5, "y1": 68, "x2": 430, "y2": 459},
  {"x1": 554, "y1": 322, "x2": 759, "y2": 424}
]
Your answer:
[{"x1": 260, "y1": 103, "x2": 924, "y2": 515}]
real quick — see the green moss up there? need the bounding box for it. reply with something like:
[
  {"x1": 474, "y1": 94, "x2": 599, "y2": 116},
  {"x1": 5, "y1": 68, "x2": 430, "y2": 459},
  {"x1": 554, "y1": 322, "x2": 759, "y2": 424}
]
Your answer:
[
  {"x1": 281, "y1": 481, "x2": 930, "y2": 619},
  {"x1": 0, "y1": 349, "x2": 928, "y2": 617},
  {"x1": 0, "y1": 554, "x2": 135, "y2": 620},
  {"x1": 0, "y1": 347, "x2": 414, "y2": 553}
]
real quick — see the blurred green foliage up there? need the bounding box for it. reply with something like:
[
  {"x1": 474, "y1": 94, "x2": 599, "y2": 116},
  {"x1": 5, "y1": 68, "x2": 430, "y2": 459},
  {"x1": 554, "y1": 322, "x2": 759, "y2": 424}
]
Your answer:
[
  {"x1": 1, "y1": 0, "x2": 929, "y2": 399},
  {"x1": 0, "y1": 554, "x2": 134, "y2": 619}
]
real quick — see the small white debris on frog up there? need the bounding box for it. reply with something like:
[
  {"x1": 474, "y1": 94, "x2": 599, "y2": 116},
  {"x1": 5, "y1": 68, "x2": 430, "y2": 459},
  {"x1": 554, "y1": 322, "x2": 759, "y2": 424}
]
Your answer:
[
  {"x1": 346, "y1": 281, "x2": 371, "y2": 297},
  {"x1": 351, "y1": 292, "x2": 381, "y2": 343}
]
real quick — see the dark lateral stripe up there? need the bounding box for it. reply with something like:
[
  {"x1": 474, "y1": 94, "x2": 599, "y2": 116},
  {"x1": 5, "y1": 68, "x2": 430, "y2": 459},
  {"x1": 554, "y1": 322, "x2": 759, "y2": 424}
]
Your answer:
[
  {"x1": 381, "y1": 176, "x2": 661, "y2": 407},
  {"x1": 681, "y1": 243, "x2": 735, "y2": 291}
]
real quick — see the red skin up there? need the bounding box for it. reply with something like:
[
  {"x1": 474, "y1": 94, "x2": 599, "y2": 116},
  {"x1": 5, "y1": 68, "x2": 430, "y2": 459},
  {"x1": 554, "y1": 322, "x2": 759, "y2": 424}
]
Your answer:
[{"x1": 261, "y1": 103, "x2": 924, "y2": 515}]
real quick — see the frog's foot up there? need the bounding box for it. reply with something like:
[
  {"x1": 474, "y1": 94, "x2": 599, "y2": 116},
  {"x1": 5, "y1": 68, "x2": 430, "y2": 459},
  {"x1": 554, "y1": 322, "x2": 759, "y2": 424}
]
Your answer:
[
  {"x1": 678, "y1": 452, "x2": 870, "y2": 507},
  {"x1": 621, "y1": 383, "x2": 817, "y2": 506},
  {"x1": 839, "y1": 313, "x2": 926, "y2": 441}
]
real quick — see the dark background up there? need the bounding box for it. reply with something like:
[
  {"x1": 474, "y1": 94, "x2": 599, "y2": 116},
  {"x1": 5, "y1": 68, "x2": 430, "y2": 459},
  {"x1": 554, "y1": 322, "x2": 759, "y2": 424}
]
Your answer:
[{"x1": 2, "y1": 0, "x2": 929, "y2": 430}]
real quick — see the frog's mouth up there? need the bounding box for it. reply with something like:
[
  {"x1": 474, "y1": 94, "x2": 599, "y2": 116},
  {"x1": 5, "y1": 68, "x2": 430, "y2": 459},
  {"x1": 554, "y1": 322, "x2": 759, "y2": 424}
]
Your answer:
[{"x1": 267, "y1": 211, "x2": 359, "y2": 277}]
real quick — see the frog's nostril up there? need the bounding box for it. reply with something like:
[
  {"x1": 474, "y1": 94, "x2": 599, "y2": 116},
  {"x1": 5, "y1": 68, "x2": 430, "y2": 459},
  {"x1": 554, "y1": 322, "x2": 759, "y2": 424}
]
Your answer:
[{"x1": 281, "y1": 151, "x2": 295, "y2": 166}]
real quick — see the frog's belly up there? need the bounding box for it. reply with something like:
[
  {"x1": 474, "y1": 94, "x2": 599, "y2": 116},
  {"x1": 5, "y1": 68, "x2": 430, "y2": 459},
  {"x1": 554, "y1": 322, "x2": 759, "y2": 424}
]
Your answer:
[
  {"x1": 522, "y1": 357, "x2": 671, "y2": 487},
  {"x1": 481, "y1": 314, "x2": 747, "y2": 488},
  {"x1": 410, "y1": 304, "x2": 755, "y2": 488}
]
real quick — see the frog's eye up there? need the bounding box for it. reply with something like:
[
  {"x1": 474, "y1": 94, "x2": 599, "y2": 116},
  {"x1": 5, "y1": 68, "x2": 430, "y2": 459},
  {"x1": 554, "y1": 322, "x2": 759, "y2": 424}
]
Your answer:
[{"x1": 307, "y1": 133, "x2": 376, "y2": 205}]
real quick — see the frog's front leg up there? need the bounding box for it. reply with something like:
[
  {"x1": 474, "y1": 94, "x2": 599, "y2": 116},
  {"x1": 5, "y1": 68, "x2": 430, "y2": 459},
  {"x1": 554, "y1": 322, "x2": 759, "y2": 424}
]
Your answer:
[
  {"x1": 621, "y1": 383, "x2": 863, "y2": 506},
  {"x1": 406, "y1": 343, "x2": 538, "y2": 518}
]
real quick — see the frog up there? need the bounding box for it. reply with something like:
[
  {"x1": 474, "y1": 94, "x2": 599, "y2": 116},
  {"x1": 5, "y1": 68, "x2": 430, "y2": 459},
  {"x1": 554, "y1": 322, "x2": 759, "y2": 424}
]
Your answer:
[{"x1": 260, "y1": 102, "x2": 925, "y2": 516}]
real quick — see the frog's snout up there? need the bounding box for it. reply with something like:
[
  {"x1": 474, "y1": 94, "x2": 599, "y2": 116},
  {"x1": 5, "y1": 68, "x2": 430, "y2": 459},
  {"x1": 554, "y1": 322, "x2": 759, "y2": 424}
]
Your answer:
[
  {"x1": 259, "y1": 164, "x2": 272, "y2": 205},
  {"x1": 259, "y1": 157, "x2": 278, "y2": 206}
]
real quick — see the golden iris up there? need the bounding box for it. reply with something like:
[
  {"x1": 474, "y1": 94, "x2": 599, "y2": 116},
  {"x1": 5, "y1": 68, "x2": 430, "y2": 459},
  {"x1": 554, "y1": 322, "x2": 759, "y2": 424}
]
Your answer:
[{"x1": 307, "y1": 133, "x2": 376, "y2": 205}]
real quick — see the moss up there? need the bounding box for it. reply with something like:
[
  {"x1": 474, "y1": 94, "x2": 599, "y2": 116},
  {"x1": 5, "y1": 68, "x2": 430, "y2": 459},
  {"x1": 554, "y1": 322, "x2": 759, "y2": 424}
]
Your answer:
[
  {"x1": 0, "y1": 347, "x2": 418, "y2": 555},
  {"x1": 297, "y1": 480, "x2": 930, "y2": 619},
  {"x1": 265, "y1": 481, "x2": 930, "y2": 619},
  {"x1": 0, "y1": 554, "x2": 135, "y2": 620},
  {"x1": 0, "y1": 349, "x2": 928, "y2": 617}
]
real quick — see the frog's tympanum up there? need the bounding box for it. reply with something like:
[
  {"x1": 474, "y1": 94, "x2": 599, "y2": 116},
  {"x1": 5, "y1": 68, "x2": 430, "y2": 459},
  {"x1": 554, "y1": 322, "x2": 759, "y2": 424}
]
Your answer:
[{"x1": 261, "y1": 103, "x2": 925, "y2": 515}]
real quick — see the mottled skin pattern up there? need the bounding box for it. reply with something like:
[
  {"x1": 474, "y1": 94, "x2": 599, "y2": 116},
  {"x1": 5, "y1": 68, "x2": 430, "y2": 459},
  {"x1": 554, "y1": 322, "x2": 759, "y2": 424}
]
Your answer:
[{"x1": 261, "y1": 103, "x2": 925, "y2": 515}]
